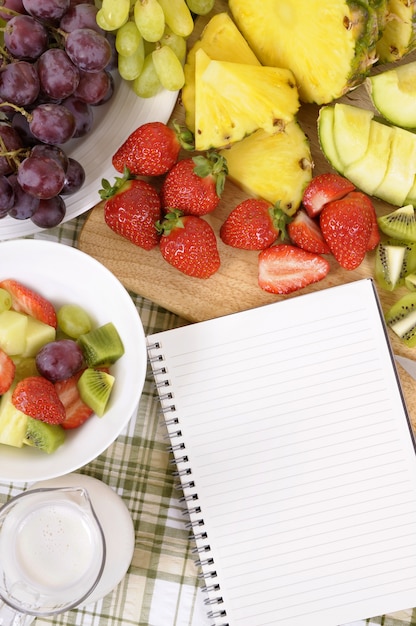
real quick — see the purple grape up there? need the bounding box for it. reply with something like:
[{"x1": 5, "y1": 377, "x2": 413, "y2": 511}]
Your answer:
[
  {"x1": 4, "y1": 15, "x2": 48, "y2": 61},
  {"x1": 35, "y1": 338, "x2": 83, "y2": 382},
  {"x1": 31, "y1": 194, "x2": 66, "y2": 228},
  {"x1": 17, "y1": 154, "x2": 65, "y2": 199},
  {"x1": 22, "y1": 0, "x2": 70, "y2": 22},
  {"x1": 60, "y1": 3, "x2": 101, "y2": 33},
  {"x1": 61, "y1": 95, "x2": 92, "y2": 137},
  {"x1": 11, "y1": 112, "x2": 37, "y2": 146},
  {"x1": 7, "y1": 174, "x2": 39, "y2": 219},
  {"x1": 65, "y1": 28, "x2": 112, "y2": 73},
  {"x1": 0, "y1": 0, "x2": 26, "y2": 20},
  {"x1": 31, "y1": 143, "x2": 69, "y2": 172},
  {"x1": 93, "y1": 71, "x2": 114, "y2": 105},
  {"x1": 0, "y1": 61, "x2": 40, "y2": 106},
  {"x1": 37, "y1": 48, "x2": 80, "y2": 100},
  {"x1": 74, "y1": 69, "x2": 111, "y2": 104},
  {"x1": 29, "y1": 103, "x2": 76, "y2": 144},
  {"x1": 61, "y1": 157, "x2": 85, "y2": 194},
  {"x1": 0, "y1": 122, "x2": 24, "y2": 175},
  {"x1": 0, "y1": 175, "x2": 15, "y2": 217}
]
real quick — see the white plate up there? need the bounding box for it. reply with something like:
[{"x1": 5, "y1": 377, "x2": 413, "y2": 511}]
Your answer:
[
  {"x1": 0, "y1": 78, "x2": 179, "y2": 241},
  {"x1": 0, "y1": 239, "x2": 147, "y2": 483}
]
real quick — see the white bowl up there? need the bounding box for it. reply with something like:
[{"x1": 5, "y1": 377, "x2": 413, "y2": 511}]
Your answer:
[{"x1": 0, "y1": 239, "x2": 147, "y2": 483}]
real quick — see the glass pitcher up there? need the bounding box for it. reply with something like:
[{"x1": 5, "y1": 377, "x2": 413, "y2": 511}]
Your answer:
[{"x1": 0, "y1": 487, "x2": 106, "y2": 626}]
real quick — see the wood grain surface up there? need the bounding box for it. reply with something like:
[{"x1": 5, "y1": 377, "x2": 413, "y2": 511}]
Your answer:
[{"x1": 79, "y1": 2, "x2": 416, "y2": 423}]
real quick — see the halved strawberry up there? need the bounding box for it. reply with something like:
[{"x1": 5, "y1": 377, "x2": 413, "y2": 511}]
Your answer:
[
  {"x1": 0, "y1": 279, "x2": 57, "y2": 328},
  {"x1": 258, "y1": 244, "x2": 330, "y2": 294},
  {"x1": 55, "y1": 370, "x2": 94, "y2": 429},
  {"x1": 343, "y1": 190, "x2": 380, "y2": 251},
  {"x1": 12, "y1": 376, "x2": 66, "y2": 424},
  {"x1": 0, "y1": 347, "x2": 15, "y2": 394},
  {"x1": 287, "y1": 210, "x2": 331, "y2": 254},
  {"x1": 302, "y1": 173, "x2": 355, "y2": 218}
]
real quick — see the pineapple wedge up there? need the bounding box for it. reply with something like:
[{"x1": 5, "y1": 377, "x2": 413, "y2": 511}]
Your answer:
[
  {"x1": 376, "y1": 0, "x2": 416, "y2": 63},
  {"x1": 194, "y1": 49, "x2": 299, "y2": 151},
  {"x1": 228, "y1": 0, "x2": 379, "y2": 104},
  {"x1": 182, "y1": 12, "x2": 260, "y2": 132},
  {"x1": 219, "y1": 123, "x2": 313, "y2": 216}
]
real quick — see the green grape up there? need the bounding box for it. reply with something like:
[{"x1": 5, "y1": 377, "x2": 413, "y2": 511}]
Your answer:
[
  {"x1": 96, "y1": 8, "x2": 115, "y2": 31},
  {"x1": 57, "y1": 304, "x2": 93, "y2": 339},
  {"x1": 116, "y1": 20, "x2": 143, "y2": 57},
  {"x1": 185, "y1": 0, "x2": 215, "y2": 15},
  {"x1": 118, "y1": 40, "x2": 145, "y2": 80},
  {"x1": 160, "y1": 26, "x2": 187, "y2": 63},
  {"x1": 157, "y1": 0, "x2": 194, "y2": 38},
  {"x1": 132, "y1": 53, "x2": 162, "y2": 98},
  {"x1": 101, "y1": 0, "x2": 130, "y2": 30},
  {"x1": 134, "y1": 0, "x2": 165, "y2": 43},
  {"x1": 0, "y1": 288, "x2": 11, "y2": 313},
  {"x1": 152, "y1": 44, "x2": 185, "y2": 91}
]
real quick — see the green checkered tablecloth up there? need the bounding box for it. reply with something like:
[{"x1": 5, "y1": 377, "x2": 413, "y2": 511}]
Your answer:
[{"x1": 0, "y1": 213, "x2": 415, "y2": 626}]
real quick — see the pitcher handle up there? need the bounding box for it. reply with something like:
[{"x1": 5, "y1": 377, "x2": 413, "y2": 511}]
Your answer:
[{"x1": 0, "y1": 601, "x2": 35, "y2": 626}]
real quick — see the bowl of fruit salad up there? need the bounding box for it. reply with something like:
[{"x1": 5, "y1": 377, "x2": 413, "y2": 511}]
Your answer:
[{"x1": 0, "y1": 238, "x2": 147, "y2": 483}]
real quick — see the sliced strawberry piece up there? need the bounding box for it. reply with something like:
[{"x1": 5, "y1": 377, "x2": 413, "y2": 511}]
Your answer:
[
  {"x1": 0, "y1": 348, "x2": 15, "y2": 394},
  {"x1": 287, "y1": 210, "x2": 331, "y2": 254},
  {"x1": 12, "y1": 376, "x2": 66, "y2": 424},
  {"x1": 0, "y1": 279, "x2": 57, "y2": 328},
  {"x1": 258, "y1": 244, "x2": 330, "y2": 294},
  {"x1": 343, "y1": 190, "x2": 380, "y2": 251},
  {"x1": 302, "y1": 173, "x2": 355, "y2": 218},
  {"x1": 55, "y1": 370, "x2": 94, "y2": 429}
]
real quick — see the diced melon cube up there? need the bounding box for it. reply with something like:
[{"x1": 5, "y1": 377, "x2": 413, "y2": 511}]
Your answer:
[
  {"x1": 0, "y1": 388, "x2": 28, "y2": 448},
  {"x1": 0, "y1": 310, "x2": 28, "y2": 355},
  {"x1": 23, "y1": 316, "x2": 56, "y2": 358}
]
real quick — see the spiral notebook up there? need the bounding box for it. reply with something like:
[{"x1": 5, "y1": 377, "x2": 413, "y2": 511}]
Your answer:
[{"x1": 146, "y1": 278, "x2": 416, "y2": 626}]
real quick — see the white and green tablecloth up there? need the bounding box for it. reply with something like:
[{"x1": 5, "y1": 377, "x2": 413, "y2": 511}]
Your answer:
[{"x1": 0, "y1": 213, "x2": 415, "y2": 626}]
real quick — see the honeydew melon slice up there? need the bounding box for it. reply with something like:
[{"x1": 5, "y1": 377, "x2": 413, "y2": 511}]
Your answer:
[
  {"x1": 0, "y1": 310, "x2": 28, "y2": 355},
  {"x1": 317, "y1": 105, "x2": 344, "y2": 173},
  {"x1": 22, "y1": 316, "x2": 56, "y2": 358},
  {"x1": 332, "y1": 103, "x2": 374, "y2": 167},
  {"x1": 367, "y1": 61, "x2": 416, "y2": 128},
  {"x1": 405, "y1": 174, "x2": 416, "y2": 206},
  {"x1": 0, "y1": 388, "x2": 28, "y2": 448},
  {"x1": 374, "y1": 126, "x2": 416, "y2": 206}
]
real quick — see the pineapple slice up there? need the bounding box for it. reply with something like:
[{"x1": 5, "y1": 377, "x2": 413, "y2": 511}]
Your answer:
[
  {"x1": 228, "y1": 0, "x2": 379, "y2": 104},
  {"x1": 194, "y1": 49, "x2": 299, "y2": 151},
  {"x1": 182, "y1": 12, "x2": 260, "y2": 132},
  {"x1": 367, "y1": 60, "x2": 416, "y2": 128},
  {"x1": 376, "y1": 0, "x2": 416, "y2": 63},
  {"x1": 219, "y1": 122, "x2": 313, "y2": 216}
]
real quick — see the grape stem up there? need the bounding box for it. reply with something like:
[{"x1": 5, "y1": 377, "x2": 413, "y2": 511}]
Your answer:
[{"x1": 0, "y1": 102, "x2": 31, "y2": 122}]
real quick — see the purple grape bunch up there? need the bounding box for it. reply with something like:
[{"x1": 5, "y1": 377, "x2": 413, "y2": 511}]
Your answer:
[{"x1": 0, "y1": 0, "x2": 117, "y2": 228}]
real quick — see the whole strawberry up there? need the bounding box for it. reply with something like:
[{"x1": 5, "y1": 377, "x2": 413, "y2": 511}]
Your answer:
[
  {"x1": 157, "y1": 209, "x2": 220, "y2": 278},
  {"x1": 112, "y1": 121, "x2": 194, "y2": 176},
  {"x1": 220, "y1": 198, "x2": 289, "y2": 250},
  {"x1": 100, "y1": 170, "x2": 161, "y2": 250},
  {"x1": 160, "y1": 152, "x2": 228, "y2": 216},
  {"x1": 320, "y1": 195, "x2": 373, "y2": 270}
]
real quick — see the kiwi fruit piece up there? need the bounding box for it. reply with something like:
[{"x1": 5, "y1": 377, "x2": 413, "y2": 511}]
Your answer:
[
  {"x1": 23, "y1": 417, "x2": 65, "y2": 454},
  {"x1": 78, "y1": 322, "x2": 124, "y2": 367},
  {"x1": 405, "y1": 273, "x2": 416, "y2": 291},
  {"x1": 375, "y1": 239, "x2": 416, "y2": 291},
  {"x1": 77, "y1": 368, "x2": 115, "y2": 417},
  {"x1": 385, "y1": 292, "x2": 416, "y2": 347},
  {"x1": 377, "y1": 204, "x2": 416, "y2": 241}
]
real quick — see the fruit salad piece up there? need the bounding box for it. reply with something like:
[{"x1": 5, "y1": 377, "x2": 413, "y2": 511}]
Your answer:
[
  {"x1": 77, "y1": 368, "x2": 115, "y2": 417},
  {"x1": 77, "y1": 322, "x2": 125, "y2": 368},
  {"x1": 0, "y1": 279, "x2": 57, "y2": 328},
  {"x1": 12, "y1": 376, "x2": 66, "y2": 425}
]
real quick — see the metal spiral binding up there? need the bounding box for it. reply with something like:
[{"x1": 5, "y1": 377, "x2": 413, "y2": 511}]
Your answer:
[{"x1": 148, "y1": 339, "x2": 227, "y2": 625}]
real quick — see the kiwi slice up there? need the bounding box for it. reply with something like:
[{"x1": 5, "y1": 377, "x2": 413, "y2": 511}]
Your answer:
[
  {"x1": 23, "y1": 417, "x2": 65, "y2": 454},
  {"x1": 405, "y1": 273, "x2": 416, "y2": 291},
  {"x1": 377, "y1": 204, "x2": 416, "y2": 241},
  {"x1": 375, "y1": 239, "x2": 416, "y2": 291},
  {"x1": 385, "y1": 292, "x2": 416, "y2": 347},
  {"x1": 77, "y1": 368, "x2": 115, "y2": 417},
  {"x1": 78, "y1": 322, "x2": 124, "y2": 367}
]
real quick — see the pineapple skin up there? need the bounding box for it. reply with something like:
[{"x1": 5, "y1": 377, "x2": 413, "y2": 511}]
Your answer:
[
  {"x1": 228, "y1": 0, "x2": 380, "y2": 104},
  {"x1": 219, "y1": 122, "x2": 313, "y2": 216}
]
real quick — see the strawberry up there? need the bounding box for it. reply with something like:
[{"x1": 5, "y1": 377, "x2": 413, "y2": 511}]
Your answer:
[
  {"x1": 287, "y1": 209, "x2": 331, "y2": 254},
  {"x1": 220, "y1": 199, "x2": 289, "y2": 250},
  {"x1": 343, "y1": 190, "x2": 380, "y2": 251},
  {"x1": 320, "y1": 195, "x2": 373, "y2": 270},
  {"x1": 160, "y1": 152, "x2": 228, "y2": 216},
  {"x1": 258, "y1": 244, "x2": 330, "y2": 294},
  {"x1": 100, "y1": 170, "x2": 162, "y2": 251},
  {"x1": 302, "y1": 173, "x2": 355, "y2": 218},
  {"x1": 0, "y1": 348, "x2": 15, "y2": 395},
  {"x1": 112, "y1": 121, "x2": 194, "y2": 177},
  {"x1": 157, "y1": 209, "x2": 220, "y2": 278},
  {"x1": 0, "y1": 279, "x2": 57, "y2": 328},
  {"x1": 12, "y1": 376, "x2": 66, "y2": 424},
  {"x1": 55, "y1": 370, "x2": 93, "y2": 429}
]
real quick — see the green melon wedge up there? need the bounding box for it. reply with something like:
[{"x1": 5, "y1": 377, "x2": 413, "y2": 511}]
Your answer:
[
  {"x1": 317, "y1": 106, "x2": 344, "y2": 173},
  {"x1": 332, "y1": 103, "x2": 374, "y2": 167},
  {"x1": 367, "y1": 61, "x2": 416, "y2": 128},
  {"x1": 374, "y1": 126, "x2": 416, "y2": 206}
]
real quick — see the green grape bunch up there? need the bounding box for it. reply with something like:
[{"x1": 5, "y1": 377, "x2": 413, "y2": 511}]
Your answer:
[{"x1": 96, "y1": 0, "x2": 215, "y2": 99}]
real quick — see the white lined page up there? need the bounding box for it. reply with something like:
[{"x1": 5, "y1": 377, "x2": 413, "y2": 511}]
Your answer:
[{"x1": 147, "y1": 279, "x2": 416, "y2": 626}]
